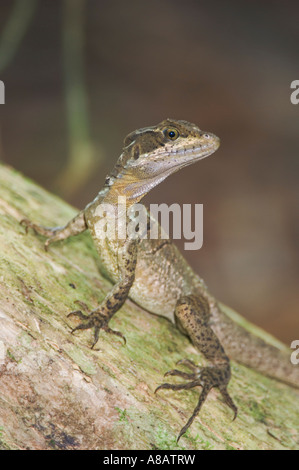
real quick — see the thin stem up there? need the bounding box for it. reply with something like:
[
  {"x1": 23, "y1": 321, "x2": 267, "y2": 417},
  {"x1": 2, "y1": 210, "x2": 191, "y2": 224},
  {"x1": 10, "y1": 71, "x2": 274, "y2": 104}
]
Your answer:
[
  {"x1": 0, "y1": 0, "x2": 38, "y2": 74},
  {"x1": 55, "y1": 0, "x2": 101, "y2": 198}
]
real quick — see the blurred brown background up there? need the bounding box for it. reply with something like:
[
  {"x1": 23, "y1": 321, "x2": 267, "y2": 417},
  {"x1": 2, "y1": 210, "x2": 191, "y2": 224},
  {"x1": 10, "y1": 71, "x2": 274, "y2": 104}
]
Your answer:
[{"x1": 0, "y1": 0, "x2": 298, "y2": 344}]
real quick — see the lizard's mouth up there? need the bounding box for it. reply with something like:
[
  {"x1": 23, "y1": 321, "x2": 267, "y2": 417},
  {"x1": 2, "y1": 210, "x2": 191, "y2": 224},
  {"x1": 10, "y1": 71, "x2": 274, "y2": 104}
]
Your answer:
[
  {"x1": 168, "y1": 139, "x2": 220, "y2": 170},
  {"x1": 141, "y1": 136, "x2": 220, "y2": 178},
  {"x1": 123, "y1": 138, "x2": 220, "y2": 200}
]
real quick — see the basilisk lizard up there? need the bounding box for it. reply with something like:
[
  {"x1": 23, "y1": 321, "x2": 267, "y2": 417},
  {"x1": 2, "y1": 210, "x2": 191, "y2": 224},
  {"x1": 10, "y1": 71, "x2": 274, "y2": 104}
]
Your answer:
[{"x1": 21, "y1": 119, "x2": 299, "y2": 441}]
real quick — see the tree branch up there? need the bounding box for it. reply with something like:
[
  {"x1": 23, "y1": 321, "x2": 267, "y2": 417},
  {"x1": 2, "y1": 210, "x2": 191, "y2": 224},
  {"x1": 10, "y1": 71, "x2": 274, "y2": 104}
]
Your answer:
[{"x1": 0, "y1": 163, "x2": 298, "y2": 450}]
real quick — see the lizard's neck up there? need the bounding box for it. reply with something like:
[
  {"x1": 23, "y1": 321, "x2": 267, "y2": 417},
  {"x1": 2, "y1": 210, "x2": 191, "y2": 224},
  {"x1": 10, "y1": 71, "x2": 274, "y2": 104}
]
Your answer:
[
  {"x1": 89, "y1": 172, "x2": 154, "y2": 238},
  {"x1": 100, "y1": 170, "x2": 168, "y2": 209}
]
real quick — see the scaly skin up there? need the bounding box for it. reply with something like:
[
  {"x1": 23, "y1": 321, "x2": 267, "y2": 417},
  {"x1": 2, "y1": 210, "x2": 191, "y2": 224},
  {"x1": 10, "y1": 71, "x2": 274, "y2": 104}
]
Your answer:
[{"x1": 21, "y1": 119, "x2": 299, "y2": 441}]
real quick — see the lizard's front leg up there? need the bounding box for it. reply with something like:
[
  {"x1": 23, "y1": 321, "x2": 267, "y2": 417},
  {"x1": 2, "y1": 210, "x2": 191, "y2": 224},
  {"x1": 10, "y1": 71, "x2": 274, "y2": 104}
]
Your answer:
[
  {"x1": 155, "y1": 294, "x2": 237, "y2": 441},
  {"x1": 68, "y1": 238, "x2": 138, "y2": 348},
  {"x1": 21, "y1": 211, "x2": 87, "y2": 250}
]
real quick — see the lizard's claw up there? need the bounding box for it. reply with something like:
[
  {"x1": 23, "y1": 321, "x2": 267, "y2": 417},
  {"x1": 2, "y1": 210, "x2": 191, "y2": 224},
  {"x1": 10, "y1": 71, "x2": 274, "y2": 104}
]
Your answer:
[
  {"x1": 20, "y1": 218, "x2": 56, "y2": 251},
  {"x1": 20, "y1": 218, "x2": 32, "y2": 234},
  {"x1": 155, "y1": 361, "x2": 237, "y2": 442},
  {"x1": 68, "y1": 309, "x2": 126, "y2": 349}
]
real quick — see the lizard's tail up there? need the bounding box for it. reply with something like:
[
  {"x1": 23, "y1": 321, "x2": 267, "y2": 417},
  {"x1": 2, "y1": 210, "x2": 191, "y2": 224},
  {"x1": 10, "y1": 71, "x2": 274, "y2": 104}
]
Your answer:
[{"x1": 210, "y1": 302, "x2": 299, "y2": 389}]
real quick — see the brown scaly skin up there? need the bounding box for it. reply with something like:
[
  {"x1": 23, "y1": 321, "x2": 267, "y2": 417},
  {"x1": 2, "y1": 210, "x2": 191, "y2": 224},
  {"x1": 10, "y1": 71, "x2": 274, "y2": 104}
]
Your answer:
[{"x1": 21, "y1": 119, "x2": 299, "y2": 441}]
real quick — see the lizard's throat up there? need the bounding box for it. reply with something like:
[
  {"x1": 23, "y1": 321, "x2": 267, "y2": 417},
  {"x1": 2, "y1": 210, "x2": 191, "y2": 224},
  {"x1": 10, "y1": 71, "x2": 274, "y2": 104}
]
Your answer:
[{"x1": 102, "y1": 171, "x2": 169, "y2": 207}]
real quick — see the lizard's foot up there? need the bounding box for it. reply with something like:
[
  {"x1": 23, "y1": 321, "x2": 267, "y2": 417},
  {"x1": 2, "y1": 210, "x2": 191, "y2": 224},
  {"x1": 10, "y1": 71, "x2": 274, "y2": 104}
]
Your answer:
[
  {"x1": 155, "y1": 360, "x2": 237, "y2": 442},
  {"x1": 20, "y1": 218, "x2": 62, "y2": 251},
  {"x1": 68, "y1": 308, "x2": 126, "y2": 349}
]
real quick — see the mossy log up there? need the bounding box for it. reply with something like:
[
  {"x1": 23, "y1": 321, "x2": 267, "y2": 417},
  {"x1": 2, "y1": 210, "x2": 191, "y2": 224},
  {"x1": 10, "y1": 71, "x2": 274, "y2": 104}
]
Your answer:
[{"x1": 0, "y1": 164, "x2": 298, "y2": 450}]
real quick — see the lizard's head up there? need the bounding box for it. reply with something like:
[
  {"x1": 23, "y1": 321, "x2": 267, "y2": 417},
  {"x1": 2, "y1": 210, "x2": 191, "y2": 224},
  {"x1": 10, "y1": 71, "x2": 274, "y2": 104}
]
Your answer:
[{"x1": 108, "y1": 119, "x2": 220, "y2": 201}]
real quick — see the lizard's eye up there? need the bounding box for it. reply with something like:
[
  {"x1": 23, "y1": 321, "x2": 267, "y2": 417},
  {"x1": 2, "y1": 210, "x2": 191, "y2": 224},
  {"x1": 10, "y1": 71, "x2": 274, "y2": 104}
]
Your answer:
[{"x1": 164, "y1": 128, "x2": 179, "y2": 141}]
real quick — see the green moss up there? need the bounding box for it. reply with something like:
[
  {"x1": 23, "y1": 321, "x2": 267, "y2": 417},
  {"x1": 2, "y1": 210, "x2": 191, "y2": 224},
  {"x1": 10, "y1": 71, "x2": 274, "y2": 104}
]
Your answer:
[
  {"x1": 6, "y1": 349, "x2": 20, "y2": 363},
  {"x1": 115, "y1": 407, "x2": 129, "y2": 423},
  {"x1": 33, "y1": 300, "x2": 55, "y2": 317},
  {"x1": 63, "y1": 344, "x2": 97, "y2": 375},
  {"x1": 153, "y1": 425, "x2": 182, "y2": 450},
  {"x1": 186, "y1": 432, "x2": 214, "y2": 450}
]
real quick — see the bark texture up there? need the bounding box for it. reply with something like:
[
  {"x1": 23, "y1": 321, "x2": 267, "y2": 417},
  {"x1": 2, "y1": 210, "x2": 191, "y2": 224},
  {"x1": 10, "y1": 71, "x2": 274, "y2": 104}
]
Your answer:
[{"x1": 0, "y1": 164, "x2": 298, "y2": 450}]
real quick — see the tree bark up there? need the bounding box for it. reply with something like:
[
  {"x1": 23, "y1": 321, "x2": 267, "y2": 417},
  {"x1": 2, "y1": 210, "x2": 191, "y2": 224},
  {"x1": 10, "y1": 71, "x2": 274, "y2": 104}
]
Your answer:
[{"x1": 0, "y1": 163, "x2": 298, "y2": 450}]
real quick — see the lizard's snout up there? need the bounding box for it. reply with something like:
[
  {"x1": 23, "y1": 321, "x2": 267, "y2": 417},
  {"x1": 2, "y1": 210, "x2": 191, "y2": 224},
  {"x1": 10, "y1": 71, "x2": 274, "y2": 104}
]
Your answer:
[{"x1": 200, "y1": 131, "x2": 220, "y2": 150}]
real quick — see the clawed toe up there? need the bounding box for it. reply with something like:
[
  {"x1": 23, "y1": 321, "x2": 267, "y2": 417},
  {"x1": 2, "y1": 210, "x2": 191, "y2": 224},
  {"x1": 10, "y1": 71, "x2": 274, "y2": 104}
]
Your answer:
[
  {"x1": 219, "y1": 386, "x2": 238, "y2": 420},
  {"x1": 74, "y1": 300, "x2": 90, "y2": 312},
  {"x1": 20, "y1": 218, "x2": 32, "y2": 234},
  {"x1": 164, "y1": 369, "x2": 198, "y2": 380},
  {"x1": 155, "y1": 379, "x2": 201, "y2": 393},
  {"x1": 20, "y1": 218, "x2": 57, "y2": 249},
  {"x1": 67, "y1": 310, "x2": 98, "y2": 345},
  {"x1": 176, "y1": 385, "x2": 211, "y2": 442},
  {"x1": 67, "y1": 310, "x2": 89, "y2": 321},
  {"x1": 156, "y1": 362, "x2": 237, "y2": 442},
  {"x1": 102, "y1": 326, "x2": 126, "y2": 344},
  {"x1": 67, "y1": 308, "x2": 126, "y2": 348},
  {"x1": 155, "y1": 379, "x2": 201, "y2": 394},
  {"x1": 176, "y1": 358, "x2": 199, "y2": 372}
]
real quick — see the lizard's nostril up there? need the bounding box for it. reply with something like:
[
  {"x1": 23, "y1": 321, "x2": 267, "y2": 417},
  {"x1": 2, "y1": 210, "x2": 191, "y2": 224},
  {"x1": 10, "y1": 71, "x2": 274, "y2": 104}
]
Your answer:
[{"x1": 199, "y1": 132, "x2": 211, "y2": 138}]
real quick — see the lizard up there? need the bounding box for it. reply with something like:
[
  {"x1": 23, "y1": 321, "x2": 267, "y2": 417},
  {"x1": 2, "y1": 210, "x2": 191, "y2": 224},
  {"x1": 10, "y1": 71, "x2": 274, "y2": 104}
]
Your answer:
[{"x1": 21, "y1": 119, "x2": 299, "y2": 441}]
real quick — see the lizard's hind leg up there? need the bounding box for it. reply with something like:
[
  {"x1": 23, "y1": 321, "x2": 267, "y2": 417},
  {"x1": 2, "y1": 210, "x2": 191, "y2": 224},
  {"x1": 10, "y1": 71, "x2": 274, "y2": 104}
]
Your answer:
[{"x1": 155, "y1": 294, "x2": 237, "y2": 441}]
